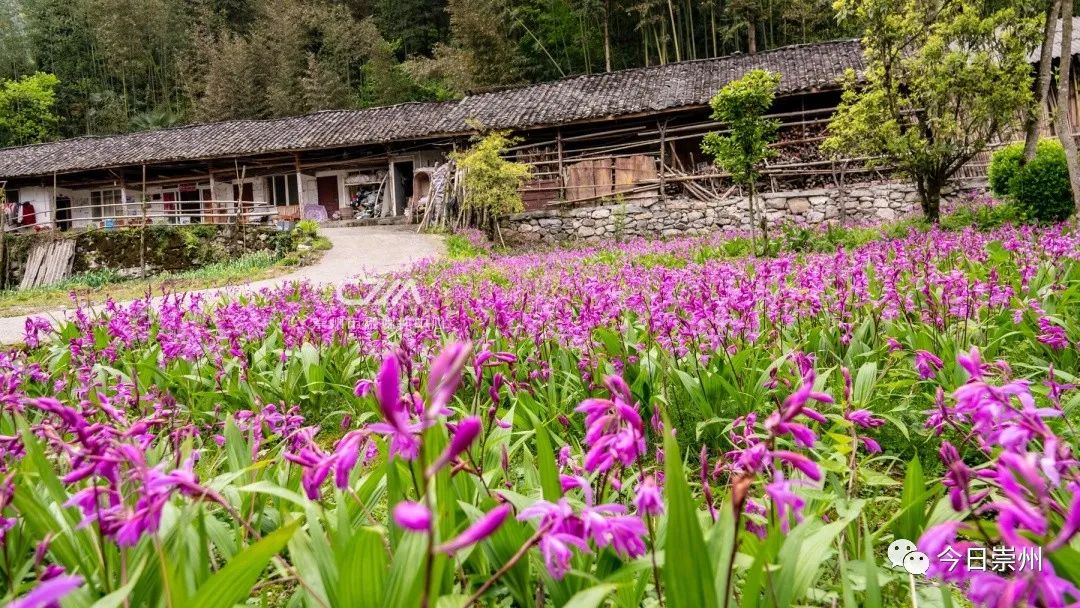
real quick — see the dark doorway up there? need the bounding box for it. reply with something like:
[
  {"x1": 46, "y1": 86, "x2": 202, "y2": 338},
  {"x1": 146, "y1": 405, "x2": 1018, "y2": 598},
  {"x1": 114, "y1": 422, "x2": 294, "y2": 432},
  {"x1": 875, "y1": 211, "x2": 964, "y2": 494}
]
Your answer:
[
  {"x1": 233, "y1": 183, "x2": 254, "y2": 203},
  {"x1": 392, "y1": 161, "x2": 414, "y2": 215},
  {"x1": 55, "y1": 196, "x2": 71, "y2": 231},
  {"x1": 234, "y1": 182, "x2": 254, "y2": 221},
  {"x1": 316, "y1": 176, "x2": 340, "y2": 216},
  {"x1": 180, "y1": 190, "x2": 201, "y2": 223}
]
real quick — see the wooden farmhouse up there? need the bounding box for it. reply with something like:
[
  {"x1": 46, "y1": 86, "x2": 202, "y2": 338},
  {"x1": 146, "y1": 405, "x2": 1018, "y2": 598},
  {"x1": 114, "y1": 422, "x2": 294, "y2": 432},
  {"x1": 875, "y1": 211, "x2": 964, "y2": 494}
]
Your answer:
[{"x1": 0, "y1": 25, "x2": 1077, "y2": 232}]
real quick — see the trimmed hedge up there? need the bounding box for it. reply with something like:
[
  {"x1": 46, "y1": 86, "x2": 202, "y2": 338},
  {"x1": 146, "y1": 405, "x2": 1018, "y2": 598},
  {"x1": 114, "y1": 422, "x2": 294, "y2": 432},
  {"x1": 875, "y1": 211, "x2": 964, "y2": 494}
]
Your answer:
[{"x1": 988, "y1": 140, "x2": 1074, "y2": 223}]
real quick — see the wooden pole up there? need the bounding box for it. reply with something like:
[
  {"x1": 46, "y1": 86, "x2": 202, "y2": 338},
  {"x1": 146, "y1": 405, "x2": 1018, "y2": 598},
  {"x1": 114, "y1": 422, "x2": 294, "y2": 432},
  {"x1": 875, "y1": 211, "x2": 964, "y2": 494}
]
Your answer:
[
  {"x1": 294, "y1": 154, "x2": 304, "y2": 221},
  {"x1": 658, "y1": 120, "x2": 668, "y2": 202},
  {"x1": 140, "y1": 164, "x2": 147, "y2": 278},
  {"x1": 51, "y1": 172, "x2": 57, "y2": 230},
  {"x1": 556, "y1": 128, "x2": 565, "y2": 202},
  {"x1": 119, "y1": 173, "x2": 126, "y2": 230},
  {"x1": 0, "y1": 180, "x2": 7, "y2": 290},
  {"x1": 208, "y1": 162, "x2": 217, "y2": 225}
]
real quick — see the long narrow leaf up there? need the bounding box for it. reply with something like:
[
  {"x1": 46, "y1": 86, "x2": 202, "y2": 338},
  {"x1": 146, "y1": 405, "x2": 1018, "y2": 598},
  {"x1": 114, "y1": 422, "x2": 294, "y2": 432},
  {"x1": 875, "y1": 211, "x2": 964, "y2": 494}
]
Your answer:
[{"x1": 188, "y1": 520, "x2": 300, "y2": 608}]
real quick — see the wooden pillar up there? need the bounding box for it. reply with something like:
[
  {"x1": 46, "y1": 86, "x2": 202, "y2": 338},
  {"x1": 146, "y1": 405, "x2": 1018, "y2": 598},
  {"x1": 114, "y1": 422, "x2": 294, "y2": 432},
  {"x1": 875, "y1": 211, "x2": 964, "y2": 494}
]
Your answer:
[
  {"x1": 1, "y1": 180, "x2": 7, "y2": 289},
  {"x1": 658, "y1": 120, "x2": 668, "y2": 202},
  {"x1": 51, "y1": 171, "x2": 57, "y2": 230},
  {"x1": 119, "y1": 173, "x2": 126, "y2": 228},
  {"x1": 208, "y1": 163, "x2": 217, "y2": 225},
  {"x1": 294, "y1": 154, "x2": 304, "y2": 220},
  {"x1": 556, "y1": 128, "x2": 565, "y2": 202},
  {"x1": 140, "y1": 164, "x2": 147, "y2": 278}
]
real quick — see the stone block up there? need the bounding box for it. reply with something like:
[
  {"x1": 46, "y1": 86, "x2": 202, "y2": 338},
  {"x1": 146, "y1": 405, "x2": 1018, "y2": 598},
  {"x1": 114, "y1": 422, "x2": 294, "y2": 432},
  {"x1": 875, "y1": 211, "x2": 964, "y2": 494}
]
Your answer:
[{"x1": 787, "y1": 197, "x2": 810, "y2": 213}]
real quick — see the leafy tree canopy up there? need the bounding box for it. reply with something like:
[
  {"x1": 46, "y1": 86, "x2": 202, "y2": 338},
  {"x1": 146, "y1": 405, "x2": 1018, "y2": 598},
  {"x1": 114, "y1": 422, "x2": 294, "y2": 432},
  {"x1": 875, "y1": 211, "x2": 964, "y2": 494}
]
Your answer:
[
  {"x1": 822, "y1": 0, "x2": 1037, "y2": 221},
  {"x1": 451, "y1": 129, "x2": 532, "y2": 218},
  {"x1": 701, "y1": 68, "x2": 781, "y2": 187},
  {"x1": 0, "y1": 71, "x2": 60, "y2": 147}
]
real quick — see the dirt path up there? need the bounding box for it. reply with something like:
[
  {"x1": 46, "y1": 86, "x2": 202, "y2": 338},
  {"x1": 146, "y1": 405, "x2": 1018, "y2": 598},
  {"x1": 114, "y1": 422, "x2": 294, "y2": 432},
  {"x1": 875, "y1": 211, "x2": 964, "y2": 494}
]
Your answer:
[{"x1": 0, "y1": 225, "x2": 444, "y2": 344}]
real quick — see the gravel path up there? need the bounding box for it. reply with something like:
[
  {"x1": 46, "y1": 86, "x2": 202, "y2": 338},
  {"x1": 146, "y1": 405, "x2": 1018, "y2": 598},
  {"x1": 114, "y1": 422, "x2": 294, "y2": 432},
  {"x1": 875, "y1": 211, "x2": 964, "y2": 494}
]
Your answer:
[{"x1": 0, "y1": 225, "x2": 444, "y2": 344}]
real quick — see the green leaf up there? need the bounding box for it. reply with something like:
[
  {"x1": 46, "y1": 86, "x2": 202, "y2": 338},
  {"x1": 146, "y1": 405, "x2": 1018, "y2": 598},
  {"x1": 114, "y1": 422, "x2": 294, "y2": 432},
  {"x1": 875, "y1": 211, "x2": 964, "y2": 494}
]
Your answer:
[
  {"x1": 188, "y1": 520, "x2": 300, "y2": 608},
  {"x1": 337, "y1": 527, "x2": 389, "y2": 608},
  {"x1": 563, "y1": 583, "x2": 618, "y2": 608},
  {"x1": 853, "y1": 361, "x2": 877, "y2": 405},
  {"x1": 90, "y1": 559, "x2": 147, "y2": 608},
  {"x1": 862, "y1": 527, "x2": 882, "y2": 608},
  {"x1": 1048, "y1": 546, "x2": 1080, "y2": 587},
  {"x1": 383, "y1": 531, "x2": 428, "y2": 607},
  {"x1": 662, "y1": 418, "x2": 719, "y2": 608},
  {"x1": 529, "y1": 410, "x2": 561, "y2": 502},
  {"x1": 894, "y1": 455, "x2": 927, "y2": 541}
]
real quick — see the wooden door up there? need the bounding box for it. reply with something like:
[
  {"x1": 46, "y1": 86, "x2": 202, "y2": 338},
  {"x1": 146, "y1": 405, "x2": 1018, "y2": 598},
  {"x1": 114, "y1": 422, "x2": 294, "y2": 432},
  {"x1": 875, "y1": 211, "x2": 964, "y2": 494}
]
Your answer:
[{"x1": 317, "y1": 176, "x2": 340, "y2": 216}]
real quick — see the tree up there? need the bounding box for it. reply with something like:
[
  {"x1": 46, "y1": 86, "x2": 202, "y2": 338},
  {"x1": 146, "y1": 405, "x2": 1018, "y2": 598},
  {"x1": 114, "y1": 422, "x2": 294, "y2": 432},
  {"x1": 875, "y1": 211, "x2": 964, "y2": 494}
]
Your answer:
[
  {"x1": 1024, "y1": 0, "x2": 1061, "y2": 163},
  {"x1": 701, "y1": 69, "x2": 780, "y2": 255},
  {"x1": 450, "y1": 129, "x2": 532, "y2": 243},
  {"x1": 1054, "y1": 0, "x2": 1080, "y2": 207},
  {"x1": 447, "y1": 0, "x2": 524, "y2": 87},
  {"x1": 823, "y1": 0, "x2": 1037, "y2": 222},
  {"x1": 0, "y1": 72, "x2": 60, "y2": 147}
]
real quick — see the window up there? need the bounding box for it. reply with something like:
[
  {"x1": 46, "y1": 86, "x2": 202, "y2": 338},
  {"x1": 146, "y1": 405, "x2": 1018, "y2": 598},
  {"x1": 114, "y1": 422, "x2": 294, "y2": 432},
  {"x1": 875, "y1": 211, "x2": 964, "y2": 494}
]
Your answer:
[
  {"x1": 3, "y1": 189, "x2": 17, "y2": 204},
  {"x1": 266, "y1": 175, "x2": 299, "y2": 206},
  {"x1": 90, "y1": 189, "x2": 122, "y2": 219}
]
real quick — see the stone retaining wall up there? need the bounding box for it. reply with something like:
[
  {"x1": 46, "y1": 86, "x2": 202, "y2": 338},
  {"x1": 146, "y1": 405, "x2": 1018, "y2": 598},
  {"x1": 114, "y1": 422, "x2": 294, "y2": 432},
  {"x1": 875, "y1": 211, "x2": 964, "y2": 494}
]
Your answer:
[
  {"x1": 3, "y1": 224, "x2": 291, "y2": 287},
  {"x1": 502, "y1": 181, "x2": 973, "y2": 244}
]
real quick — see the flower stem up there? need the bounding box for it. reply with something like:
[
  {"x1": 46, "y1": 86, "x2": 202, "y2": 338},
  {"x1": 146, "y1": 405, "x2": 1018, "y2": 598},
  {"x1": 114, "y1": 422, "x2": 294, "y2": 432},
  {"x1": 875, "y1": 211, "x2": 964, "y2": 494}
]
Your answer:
[
  {"x1": 463, "y1": 525, "x2": 547, "y2": 607},
  {"x1": 647, "y1": 514, "x2": 665, "y2": 607}
]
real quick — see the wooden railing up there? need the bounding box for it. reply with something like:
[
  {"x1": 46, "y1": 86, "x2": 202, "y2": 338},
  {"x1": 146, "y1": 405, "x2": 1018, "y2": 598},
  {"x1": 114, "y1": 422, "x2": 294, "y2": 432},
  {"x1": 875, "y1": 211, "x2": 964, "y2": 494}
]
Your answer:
[{"x1": 1, "y1": 200, "x2": 281, "y2": 233}]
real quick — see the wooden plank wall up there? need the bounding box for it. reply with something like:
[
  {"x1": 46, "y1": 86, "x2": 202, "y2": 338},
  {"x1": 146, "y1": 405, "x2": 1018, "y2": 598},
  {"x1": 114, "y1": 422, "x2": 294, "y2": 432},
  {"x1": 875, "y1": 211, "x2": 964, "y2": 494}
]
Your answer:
[
  {"x1": 19, "y1": 239, "x2": 76, "y2": 290},
  {"x1": 566, "y1": 155, "x2": 656, "y2": 202}
]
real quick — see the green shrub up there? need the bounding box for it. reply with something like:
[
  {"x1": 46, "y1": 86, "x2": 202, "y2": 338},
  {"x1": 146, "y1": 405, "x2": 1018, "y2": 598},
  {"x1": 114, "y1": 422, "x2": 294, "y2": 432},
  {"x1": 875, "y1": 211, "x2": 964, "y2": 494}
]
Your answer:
[
  {"x1": 294, "y1": 219, "x2": 319, "y2": 240},
  {"x1": 70, "y1": 268, "x2": 125, "y2": 288},
  {"x1": 988, "y1": 140, "x2": 1074, "y2": 223},
  {"x1": 635, "y1": 252, "x2": 687, "y2": 269},
  {"x1": 988, "y1": 142, "x2": 1025, "y2": 197},
  {"x1": 1010, "y1": 142, "x2": 1074, "y2": 222},
  {"x1": 446, "y1": 234, "x2": 485, "y2": 259}
]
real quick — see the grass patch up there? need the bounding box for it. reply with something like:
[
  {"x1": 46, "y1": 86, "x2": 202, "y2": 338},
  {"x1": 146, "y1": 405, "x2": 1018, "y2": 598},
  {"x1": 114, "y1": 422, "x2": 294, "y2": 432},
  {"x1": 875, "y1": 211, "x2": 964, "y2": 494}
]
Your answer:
[
  {"x1": 446, "y1": 233, "x2": 487, "y2": 259},
  {"x1": 0, "y1": 250, "x2": 289, "y2": 317}
]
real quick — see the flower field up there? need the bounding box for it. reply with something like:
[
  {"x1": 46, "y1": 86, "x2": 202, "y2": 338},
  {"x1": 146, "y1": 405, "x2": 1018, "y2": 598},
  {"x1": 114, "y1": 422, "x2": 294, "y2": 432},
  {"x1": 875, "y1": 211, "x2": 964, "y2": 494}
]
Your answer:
[{"x1": 2, "y1": 222, "x2": 1080, "y2": 607}]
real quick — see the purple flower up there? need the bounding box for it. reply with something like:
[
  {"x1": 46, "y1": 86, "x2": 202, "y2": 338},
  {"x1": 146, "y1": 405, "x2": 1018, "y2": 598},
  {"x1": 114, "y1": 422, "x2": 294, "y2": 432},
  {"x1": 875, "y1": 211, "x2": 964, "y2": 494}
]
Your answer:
[
  {"x1": 634, "y1": 475, "x2": 663, "y2": 516},
  {"x1": 368, "y1": 353, "x2": 422, "y2": 460},
  {"x1": 376, "y1": 353, "x2": 404, "y2": 426},
  {"x1": 354, "y1": 379, "x2": 373, "y2": 397},
  {"x1": 332, "y1": 430, "x2": 375, "y2": 490},
  {"x1": 538, "y1": 532, "x2": 589, "y2": 580},
  {"x1": 581, "y1": 503, "x2": 647, "y2": 558},
  {"x1": 8, "y1": 574, "x2": 83, "y2": 608},
  {"x1": 393, "y1": 501, "x2": 432, "y2": 532},
  {"x1": 914, "y1": 350, "x2": 944, "y2": 379},
  {"x1": 1036, "y1": 317, "x2": 1069, "y2": 350},
  {"x1": 427, "y1": 342, "x2": 471, "y2": 416},
  {"x1": 763, "y1": 369, "x2": 831, "y2": 448},
  {"x1": 772, "y1": 450, "x2": 822, "y2": 481},
  {"x1": 940, "y1": 442, "x2": 980, "y2": 511},
  {"x1": 765, "y1": 473, "x2": 805, "y2": 533},
  {"x1": 436, "y1": 504, "x2": 510, "y2": 555},
  {"x1": 957, "y1": 346, "x2": 986, "y2": 381},
  {"x1": 574, "y1": 375, "x2": 646, "y2": 473},
  {"x1": 427, "y1": 416, "x2": 482, "y2": 477},
  {"x1": 845, "y1": 409, "x2": 885, "y2": 428}
]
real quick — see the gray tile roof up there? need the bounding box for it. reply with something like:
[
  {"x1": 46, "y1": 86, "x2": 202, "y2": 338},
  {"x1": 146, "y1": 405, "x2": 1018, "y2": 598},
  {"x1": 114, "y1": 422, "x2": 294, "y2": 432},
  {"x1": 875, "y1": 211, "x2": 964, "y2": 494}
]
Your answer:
[
  {"x1": 0, "y1": 40, "x2": 863, "y2": 179},
  {"x1": 1034, "y1": 17, "x2": 1080, "y2": 62}
]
